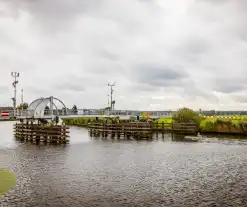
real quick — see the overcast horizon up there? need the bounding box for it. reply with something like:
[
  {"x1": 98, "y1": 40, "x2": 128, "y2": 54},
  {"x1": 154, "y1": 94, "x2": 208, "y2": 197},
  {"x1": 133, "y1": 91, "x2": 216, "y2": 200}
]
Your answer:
[{"x1": 0, "y1": 0, "x2": 247, "y2": 110}]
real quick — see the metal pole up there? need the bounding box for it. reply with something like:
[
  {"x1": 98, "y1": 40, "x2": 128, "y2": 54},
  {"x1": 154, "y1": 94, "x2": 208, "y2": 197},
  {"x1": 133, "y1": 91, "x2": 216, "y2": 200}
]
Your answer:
[
  {"x1": 110, "y1": 86, "x2": 113, "y2": 110},
  {"x1": 108, "y1": 94, "x2": 110, "y2": 109},
  {"x1": 11, "y1": 72, "x2": 19, "y2": 117},
  {"x1": 21, "y1": 89, "x2": 24, "y2": 106},
  {"x1": 108, "y1": 82, "x2": 116, "y2": 112},
  {"x1": 50, "y1": 96, "x2": 54, "y2": 116}
]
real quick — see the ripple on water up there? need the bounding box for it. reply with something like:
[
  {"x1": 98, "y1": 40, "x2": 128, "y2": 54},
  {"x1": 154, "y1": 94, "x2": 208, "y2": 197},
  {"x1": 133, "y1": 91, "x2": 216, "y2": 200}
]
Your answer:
[{"x1": 1, "y1": 124, "x2": 247, "y2": 206}]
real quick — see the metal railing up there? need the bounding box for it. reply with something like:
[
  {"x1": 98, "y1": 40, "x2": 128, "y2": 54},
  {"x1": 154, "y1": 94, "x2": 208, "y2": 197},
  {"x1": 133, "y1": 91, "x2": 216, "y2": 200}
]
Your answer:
[
  {"x1": 3, "y1": 109, "x2": 174, "y2": 118},
  {"x1": 3, "y1": 108, "x2": 247, "y2": 119}
]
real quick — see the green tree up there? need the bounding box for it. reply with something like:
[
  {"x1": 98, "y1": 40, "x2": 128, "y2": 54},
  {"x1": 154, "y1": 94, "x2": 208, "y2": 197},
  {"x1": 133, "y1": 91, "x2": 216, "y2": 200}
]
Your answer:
[
  {"x1": 44, "y1": 105, "x2": 50, "y2": 115},
  {"x1": 72, "y1": 105, "x2": 78, "y2": 114},
  {"x1": 172, "y1": 107, "x2": 201, "y2": 127},
  {"x1": 17, "y1": 102, "x2": 28, "y2": 110}
]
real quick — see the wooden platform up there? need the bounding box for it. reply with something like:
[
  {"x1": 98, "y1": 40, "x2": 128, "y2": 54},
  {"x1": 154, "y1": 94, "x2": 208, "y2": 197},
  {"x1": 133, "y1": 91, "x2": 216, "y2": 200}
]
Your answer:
[{"x1": 14, "y1": 123, "x2": 70, "y2": 144}]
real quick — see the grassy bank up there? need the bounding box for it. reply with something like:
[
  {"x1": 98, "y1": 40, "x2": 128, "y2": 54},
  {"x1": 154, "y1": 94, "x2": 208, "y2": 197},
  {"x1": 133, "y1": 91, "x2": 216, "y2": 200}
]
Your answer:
[
  {"x1": 200, "y1": 117, "x2": 247, "y2": 134},
  {"x1": 63, "y1": 115, "x2": 247, "y2": 135},
  {"x1": 0, "y1": 169, "x2": 16, "y2": 197},
  {"x1": 63, "y1": 117, "x2": 103, "y2": 126}
]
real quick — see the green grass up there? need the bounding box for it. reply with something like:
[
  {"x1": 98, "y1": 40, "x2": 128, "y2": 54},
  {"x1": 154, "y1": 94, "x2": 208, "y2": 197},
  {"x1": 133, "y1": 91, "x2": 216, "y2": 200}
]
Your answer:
[
  {"x1": 0, "y1": 169, "x2": 16, "y2": 197},
  {"x1": 63, "y1": 117, "x2": 108, "y2": 126},
  {"x1": 63, "y1": 115, "x2": 247, "y2": 132},
  {"x1": 63, "y1": 117, "x2": 174, "y2": 126},
  {"x1": 158, "y1": 117, "x2": 173, "y2": 124},
  {"x1": 199, "y1": 117, "x2": 247, "y2": 131}
]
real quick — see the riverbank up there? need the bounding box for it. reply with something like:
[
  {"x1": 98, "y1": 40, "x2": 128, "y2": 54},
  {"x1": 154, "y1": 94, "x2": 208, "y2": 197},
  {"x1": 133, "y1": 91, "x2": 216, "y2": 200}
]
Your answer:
[{"x1": 62, "y1": 116, "x2": 247, "y2": 136}]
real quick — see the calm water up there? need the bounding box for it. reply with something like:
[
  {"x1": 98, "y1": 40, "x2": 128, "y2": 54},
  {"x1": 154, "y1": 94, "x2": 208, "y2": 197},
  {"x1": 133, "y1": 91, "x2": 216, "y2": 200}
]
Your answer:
[{"x1": 1, "y1": 122, "x2": 247, "y2": 206}]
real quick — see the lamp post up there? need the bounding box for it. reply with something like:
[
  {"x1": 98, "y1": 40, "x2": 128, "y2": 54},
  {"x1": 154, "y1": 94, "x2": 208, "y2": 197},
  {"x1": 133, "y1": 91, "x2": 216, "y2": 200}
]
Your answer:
[{"x1": 11, "y1": 72, "x2": 19, "y2": 117}]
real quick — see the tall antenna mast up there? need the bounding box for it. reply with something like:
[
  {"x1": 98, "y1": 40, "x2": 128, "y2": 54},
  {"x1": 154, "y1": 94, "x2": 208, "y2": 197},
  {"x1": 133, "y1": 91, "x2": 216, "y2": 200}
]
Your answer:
[
  {"x1": 11, "y1": 72, "x2": 20, "y2": 117},
  {"x1": 108, "y1": 82, "x2": 116, "y2": 111},
  {"x1": 21, "y1": 89, "x2": 24, "y2": 105},
  {"x1": 107, "y1": 94, "x2": 110, "y2": 109}
]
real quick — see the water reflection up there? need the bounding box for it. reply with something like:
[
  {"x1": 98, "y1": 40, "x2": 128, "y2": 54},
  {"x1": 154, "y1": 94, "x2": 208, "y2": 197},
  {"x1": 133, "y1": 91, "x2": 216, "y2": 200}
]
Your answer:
[{"x1": 1, "y1": 122, "x2": 247, "y2": 206}]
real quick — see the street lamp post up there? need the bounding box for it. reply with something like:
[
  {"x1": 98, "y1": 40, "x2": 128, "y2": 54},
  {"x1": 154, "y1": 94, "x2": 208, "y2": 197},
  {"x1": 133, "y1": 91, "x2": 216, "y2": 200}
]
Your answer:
[{"x1": 11, "y1": 72, "x2": 19, "y2": 117}]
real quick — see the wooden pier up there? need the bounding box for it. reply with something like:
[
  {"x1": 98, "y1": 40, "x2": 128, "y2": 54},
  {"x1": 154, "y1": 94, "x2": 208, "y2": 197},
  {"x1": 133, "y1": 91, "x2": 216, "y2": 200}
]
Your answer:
[
  {"x1": 14, "y1": 123, "x2": 70, "y2": 144},
  {"x1": 88, "y1": 122, "x2": 198, "y2": 140}
]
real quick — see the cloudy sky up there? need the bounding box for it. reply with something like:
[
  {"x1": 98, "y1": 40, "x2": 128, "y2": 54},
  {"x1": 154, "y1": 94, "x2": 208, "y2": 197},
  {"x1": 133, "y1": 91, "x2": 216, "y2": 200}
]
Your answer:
[{"x1": 0, "y1": 0, "x2": 247, "y2": 110}]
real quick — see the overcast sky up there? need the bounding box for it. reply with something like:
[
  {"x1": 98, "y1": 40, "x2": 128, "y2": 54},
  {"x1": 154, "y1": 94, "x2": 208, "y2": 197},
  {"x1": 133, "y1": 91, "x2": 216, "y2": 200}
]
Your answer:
[{"x1": 0, "y1": 0, "x2": 247, "y2": 110}]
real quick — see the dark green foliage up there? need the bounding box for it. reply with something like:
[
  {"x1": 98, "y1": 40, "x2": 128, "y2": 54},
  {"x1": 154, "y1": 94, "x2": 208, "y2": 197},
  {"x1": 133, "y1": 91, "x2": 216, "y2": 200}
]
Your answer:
[
  {"x1": 204, "y1": 120, "x2": 216, "y2": 131},
  {"x1": 17, "y1": 102, "x2": 28, "y2": 110},
  {"x1": 215, "y1": 119, "x2": 231, "y2": 126},
  {"x1": 72, "y1": 105, "x2": 78, "y2": 114},
  {"x1": 172, "y1": 108, "x2": 201, "y2": 127}
]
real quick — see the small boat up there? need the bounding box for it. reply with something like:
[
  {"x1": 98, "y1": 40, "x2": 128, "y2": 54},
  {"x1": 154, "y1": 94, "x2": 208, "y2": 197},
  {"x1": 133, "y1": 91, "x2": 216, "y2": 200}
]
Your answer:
[{"x1": 184, "y1": 136, "x2": 200, "y2": 142}]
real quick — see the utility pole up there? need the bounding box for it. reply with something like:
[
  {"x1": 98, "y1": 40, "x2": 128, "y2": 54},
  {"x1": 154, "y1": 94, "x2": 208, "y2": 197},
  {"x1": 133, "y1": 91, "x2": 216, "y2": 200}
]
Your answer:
[
  {"x1": 21, "y1": 89, "x2": 24, "y2": 105},
  {"x1": 11, "y1": 72, "x2": 19, "y2": 117},
  {"x1": 107, "y1": 94, "x2": 110, "y2": 109},
  {"x1": 108, "y1": 82, "x2": 116, "y2": 111}
]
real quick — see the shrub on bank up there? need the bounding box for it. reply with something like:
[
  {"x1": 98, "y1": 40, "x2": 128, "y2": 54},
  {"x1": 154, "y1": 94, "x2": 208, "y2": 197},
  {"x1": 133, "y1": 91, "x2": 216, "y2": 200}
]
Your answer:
[
  {"x1": 172, "y1": 108, "x2": 201, "y2": 127},
  {"x1": 200, "y1": 118, "x2": 247, "y2": 132},
  {"x1": 63, "y1": 117, "x2": 94, "y2": 126},
  {"x1": 200, "y1": 119, "x2": 216, "y2": 131},
  {"x1": 63, "y1": 115, "x2": 247, "y2": 133}
]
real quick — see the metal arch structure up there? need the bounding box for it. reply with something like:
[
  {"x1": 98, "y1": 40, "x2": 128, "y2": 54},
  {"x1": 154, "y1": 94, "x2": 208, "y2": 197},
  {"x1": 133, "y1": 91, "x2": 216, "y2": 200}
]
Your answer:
[
  {"x1": 28, "y1": 98, "x2": 44, "y2": 111},
  {"x1": 26, "y1": 96, "x2": 68, "y2": 119},
  {"x1": 53, "y1": 97, "x2": 68, "y2": 115},
  {"x1": 33, "y1": 97, "x2": 51, "y2": 118}
]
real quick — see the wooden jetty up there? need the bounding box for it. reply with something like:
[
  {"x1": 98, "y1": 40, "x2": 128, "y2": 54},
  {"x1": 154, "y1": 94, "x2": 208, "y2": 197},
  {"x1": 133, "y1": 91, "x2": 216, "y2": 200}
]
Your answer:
[
  {"x1": 88, "y1": 121, "x2": 198, "y2": 140},
  {"x1": 14, "y1": 123, "x2": 70, "y2": 144}
]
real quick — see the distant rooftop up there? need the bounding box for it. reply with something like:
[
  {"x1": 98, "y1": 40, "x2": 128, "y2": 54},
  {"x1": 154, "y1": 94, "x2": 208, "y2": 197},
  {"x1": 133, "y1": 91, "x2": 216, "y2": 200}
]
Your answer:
[{"x1": 0, "y1": 107, "x2": 13, "y2": 111}]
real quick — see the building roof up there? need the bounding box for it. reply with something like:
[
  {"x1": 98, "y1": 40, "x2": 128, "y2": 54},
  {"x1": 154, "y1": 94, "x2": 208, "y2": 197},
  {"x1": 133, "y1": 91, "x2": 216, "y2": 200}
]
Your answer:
[{"x1": 0, "y1": 107, "x2": 13, "y2": 111}]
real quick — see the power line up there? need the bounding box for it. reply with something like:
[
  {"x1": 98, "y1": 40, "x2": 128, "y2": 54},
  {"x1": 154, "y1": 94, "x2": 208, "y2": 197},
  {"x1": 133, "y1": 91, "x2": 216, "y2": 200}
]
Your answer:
[{"x1": 11, "y1": 72, "x2": 20, "y2": 117}]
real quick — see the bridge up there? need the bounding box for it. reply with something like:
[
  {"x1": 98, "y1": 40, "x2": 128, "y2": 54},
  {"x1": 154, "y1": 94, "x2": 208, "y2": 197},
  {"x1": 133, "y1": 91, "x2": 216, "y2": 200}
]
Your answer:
[
  {"x1": 2, "y1": 96, "x2": 247, "y2": 121},
  {"x1": 9, "y1": 96, "x2": 173, "y2": 120}
]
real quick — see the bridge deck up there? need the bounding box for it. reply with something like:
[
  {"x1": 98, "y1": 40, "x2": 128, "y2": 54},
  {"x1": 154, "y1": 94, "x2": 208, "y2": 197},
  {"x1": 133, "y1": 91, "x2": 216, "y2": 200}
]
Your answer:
[{"x1": 14, "y1": 109, "x2": 172, "y2": 120}]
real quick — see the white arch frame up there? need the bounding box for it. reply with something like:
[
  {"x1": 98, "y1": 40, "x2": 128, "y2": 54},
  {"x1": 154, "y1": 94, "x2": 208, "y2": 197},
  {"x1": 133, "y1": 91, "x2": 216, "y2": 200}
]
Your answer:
[{"x1": 27, "y1": 96, "x2": 68, "y2": 118}]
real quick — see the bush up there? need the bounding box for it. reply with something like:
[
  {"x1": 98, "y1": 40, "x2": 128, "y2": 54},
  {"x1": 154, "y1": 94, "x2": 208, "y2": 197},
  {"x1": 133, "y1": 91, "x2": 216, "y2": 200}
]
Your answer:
[
  {"x1": 172, "y1": 108, "x2": 201, "y2": 127},
  {"x1": 200, "y1": 119, "x2": 216, "y2": 131}
]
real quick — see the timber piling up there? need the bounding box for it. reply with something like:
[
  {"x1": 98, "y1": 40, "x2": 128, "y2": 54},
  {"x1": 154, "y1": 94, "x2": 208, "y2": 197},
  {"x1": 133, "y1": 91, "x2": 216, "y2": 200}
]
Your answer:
[
  {"x1": 88, "y1": 122, "x2": 198, "y2": 140},
  {"x1": 14, "y1": 123, "x2": 70, "y2": 144}
]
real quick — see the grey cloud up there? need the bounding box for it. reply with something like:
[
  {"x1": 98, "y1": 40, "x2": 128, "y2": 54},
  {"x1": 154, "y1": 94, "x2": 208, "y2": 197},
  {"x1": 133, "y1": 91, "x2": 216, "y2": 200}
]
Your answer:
[
  {"x1": 213, "y1": 79, "x2": 247, "y2": 94},
  {"x1": 232, "y1": 94, "x2": 247, "y2": 103},
  {"x1": 0, "y1": 86, "x2": 10, "y2": 94},
  {"x1": 183, "y1": 81, "x2": 219, "y2": 102},
  {"x1": 1, "y1": 0, "x2": 99, "y2": 19},
  {"x1": 197, "y1": 0, "x2": 230, "y2": 4},
  {"x1": 1, "y1": 0, "x2": 247, "y2": 110},
  {"x1": 131, "y1": 83, "x2": 157, "y2": 92},
  {"x1": 55, "y1": 83, "x2": 85, "y2": 92},
  {"x1": 0, "y1": 0, "x2": 101, "y2": 32},
  {"x1": 133, "y1": 63, "x2": 188, "y2": 87},
  {"x1": 97, "y1": 49, "x2": 119, "y2": 61},
  {"x1": 175, "y1": 37, "x2": 210, "y2": 56}
]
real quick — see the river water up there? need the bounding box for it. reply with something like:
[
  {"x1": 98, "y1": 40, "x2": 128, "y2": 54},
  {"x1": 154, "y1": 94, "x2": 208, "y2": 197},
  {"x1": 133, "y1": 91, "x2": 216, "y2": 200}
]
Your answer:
[{"x1": 1, "y1": 122, "x2": 247, "y2": 206}]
